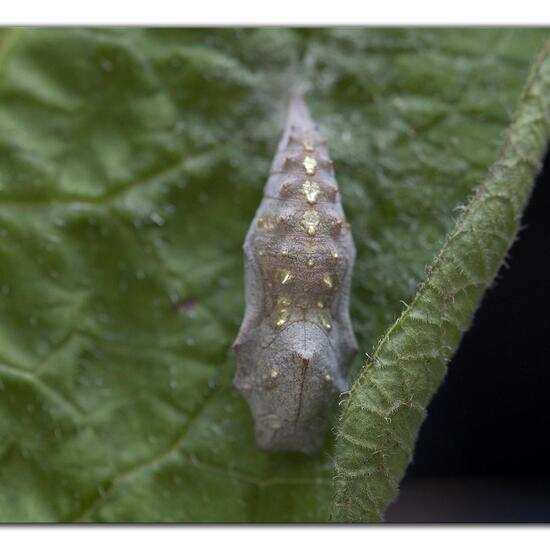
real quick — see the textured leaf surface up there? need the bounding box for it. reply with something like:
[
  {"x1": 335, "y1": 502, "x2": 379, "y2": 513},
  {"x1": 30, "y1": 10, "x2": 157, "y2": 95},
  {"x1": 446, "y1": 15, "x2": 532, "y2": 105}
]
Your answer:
[
  {"x1": 0, "y1": 28, "x2": 547, "y2": 522},
  {"x1": 332, "y1": 37, "x2": 550, "y2": 522}
]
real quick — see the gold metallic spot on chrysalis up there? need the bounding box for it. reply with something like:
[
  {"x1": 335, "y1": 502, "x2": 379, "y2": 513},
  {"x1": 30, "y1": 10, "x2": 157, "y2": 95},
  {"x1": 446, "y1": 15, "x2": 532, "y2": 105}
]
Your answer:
[
  {"x1": 271, "y1": 369, "x2": 279, "y2": 379},
  {"x1": 276, "y1": 269, "x2": 293, "y2": 285},
  {"x1": 280, "y1": 249, "x2": 289, "y2": 257},
  {"x1": 317, "y1": 300, "x2": 325, "y2": 309},
  {"x1": 331, "y1": 251, "x2": 339, "y2": 261},
  {"x1": 307, "y1": 258, "x2": 314, "y2": 267},
  {"x1": 301, "y1": 209, "x2": 320, "y2": 236},
  {"x1": 303, "y1": 156, "x2": 317, "y2": 175},
  {"x1": 302, "y1": 180, "x2": 320, "y2": 204},
  {"x1": 303, "y1": 136, "x2": 315, "y2": 152},
  {"x1": 270, "y1": 416, "x2": 282, "y2": 429},
  {"x1": 277, "y1": 295, "x2": 292, "y2": 307},
  {"x1": 257, "y1": 213, "x2": 276, "y2": 230},
  {"x1": 275, "y1": 308, "x2": 289, "y2": 328},
  {"x1": 323, "y1": 273, "x2": 334, "y2": 289},
  {"x1": 319, "y1": 311, "x2": 332, "y2": 331},
  {"x1": 324, "y1": 374, "x2": 332, "y2": 383}
]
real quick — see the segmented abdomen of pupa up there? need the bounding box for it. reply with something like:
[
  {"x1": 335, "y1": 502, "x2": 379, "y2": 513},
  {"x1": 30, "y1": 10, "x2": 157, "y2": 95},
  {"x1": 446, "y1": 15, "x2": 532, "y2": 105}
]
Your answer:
[{"x1": 233, "y1": 93, "x2": 358, "y2": 454}]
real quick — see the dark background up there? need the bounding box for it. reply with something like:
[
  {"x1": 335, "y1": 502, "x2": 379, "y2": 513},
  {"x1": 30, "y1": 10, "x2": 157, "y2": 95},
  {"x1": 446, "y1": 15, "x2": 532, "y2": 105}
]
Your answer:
[{"x1": 385, "y1": 145, "x2": 550, "y2": 523}]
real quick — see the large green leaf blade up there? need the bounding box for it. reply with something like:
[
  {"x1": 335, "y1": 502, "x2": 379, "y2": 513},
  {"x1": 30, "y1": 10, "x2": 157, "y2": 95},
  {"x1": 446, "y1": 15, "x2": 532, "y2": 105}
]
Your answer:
[{"x1": 0, "y1": 28, "x2": 547, "y2": 522}]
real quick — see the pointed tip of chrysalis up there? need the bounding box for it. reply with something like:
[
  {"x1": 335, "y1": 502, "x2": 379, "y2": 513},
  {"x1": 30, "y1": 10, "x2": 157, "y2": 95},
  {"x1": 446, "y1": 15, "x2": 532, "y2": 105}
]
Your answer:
[
  {"x1": 289, "y1": 89, "x2": 309, "y2": 115},
  {"x1": 284, "y1": 88, "x2": 316, "y2": 136}
]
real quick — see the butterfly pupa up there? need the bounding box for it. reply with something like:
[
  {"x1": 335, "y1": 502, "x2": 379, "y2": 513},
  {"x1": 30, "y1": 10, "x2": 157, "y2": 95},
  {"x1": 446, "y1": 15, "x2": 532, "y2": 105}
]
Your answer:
[{"x1": 232, "y1": 93, "x2": 358, "y2": 454}]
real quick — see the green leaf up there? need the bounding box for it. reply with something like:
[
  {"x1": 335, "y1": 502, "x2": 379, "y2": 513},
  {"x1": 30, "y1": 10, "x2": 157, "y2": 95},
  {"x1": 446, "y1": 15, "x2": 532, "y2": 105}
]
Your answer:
[
  {"x1": 332, "y1": 37, "x2": 550, "y2": 522},
  {"x1": 0, "y1": 28, "x2": 547, "y2": 522}
]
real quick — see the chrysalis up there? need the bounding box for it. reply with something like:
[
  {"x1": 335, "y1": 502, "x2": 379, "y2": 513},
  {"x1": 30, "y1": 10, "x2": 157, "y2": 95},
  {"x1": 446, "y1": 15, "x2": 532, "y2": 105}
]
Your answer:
[{"x1": 233, "y1": 93, "x2": 358, "y2": 454}]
